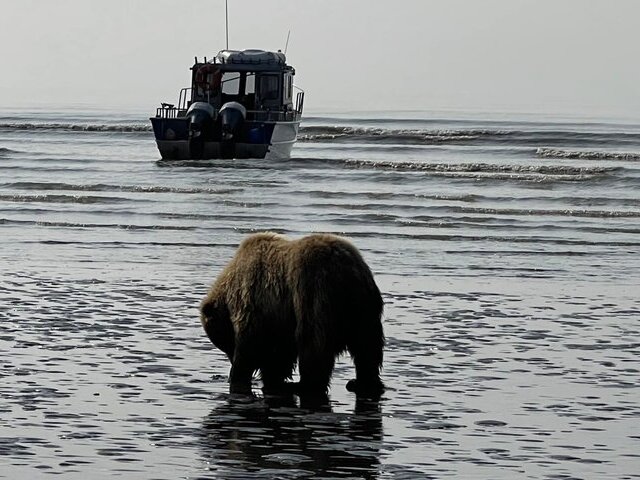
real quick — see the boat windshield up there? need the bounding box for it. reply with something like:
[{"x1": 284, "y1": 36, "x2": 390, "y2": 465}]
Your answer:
[
  {"x1": 258, "y1": 75, "x2": 279, "y2": 101},
  {"x1": 221, "y1": 72, "x2": 240, "y2": 95}
]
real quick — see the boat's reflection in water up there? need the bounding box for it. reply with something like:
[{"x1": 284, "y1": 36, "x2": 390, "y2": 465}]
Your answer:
[{"x1": 199, "y1": 394, "x2": 383, "y2": 479}]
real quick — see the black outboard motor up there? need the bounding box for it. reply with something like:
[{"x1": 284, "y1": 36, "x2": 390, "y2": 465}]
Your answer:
[
  {"x1": 219, "y1": 101, "x2": 247, "y2": 159},
  {"x1": 186, "y1": 102, "x2": 214, "y2": 159}
]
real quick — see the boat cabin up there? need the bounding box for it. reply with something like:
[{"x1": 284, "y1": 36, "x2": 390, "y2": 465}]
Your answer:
[{"x1": 168, "y1": 49, "x2": 302, "y2": 122}]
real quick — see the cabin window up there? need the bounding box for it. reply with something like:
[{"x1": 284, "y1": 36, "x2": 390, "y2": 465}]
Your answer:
[
  {"x1": 285, "y1": 74, "x2": 293, "y2": 101},
  {"x1": 245, "y1": 73, "x2": 256, "y2": 95},
  {"x1": 258, "y1": 75, "x2": 280, "y2": 101},
  {"x1": 222, "y1": 72, "x2": 241, "y2": 95}
]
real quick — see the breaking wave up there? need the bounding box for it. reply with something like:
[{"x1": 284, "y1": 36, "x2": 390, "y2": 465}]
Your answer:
[
  {"x1": 0, "y1": 218, "x2": 195, "y2": 231},
  {"x1": 343, "y1": 159, "x2": 618, "y2": 177},
  {"x1": 0, "y1": 194, "x2": 133, "y2": 204},
  {"x1": 0, "y1": 122, "x2": 151, "y2": 133},
  {"x1": 1, "y1": 182, "x2": 241, "y2": 195},
  {"x1": 442, "y1": 206, "x2": 640, "y2": 218},
  {"x1": 298, "y1": 126, "x2": 504, "y2": 144},
  {"x1": 537, "y1": 147, "x2": 640, "y2": 161},
  {"x1": 298, "y1": 125, "x2": 640, "y2": 147}
]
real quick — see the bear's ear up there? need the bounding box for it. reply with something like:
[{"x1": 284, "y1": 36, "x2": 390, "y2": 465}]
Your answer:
[
  {"x1": 201, "y1": 298, "x2": 230, "y2": 330},
  {"x1": 201, "y1": 299, "x2": 219, "y2": 320}
]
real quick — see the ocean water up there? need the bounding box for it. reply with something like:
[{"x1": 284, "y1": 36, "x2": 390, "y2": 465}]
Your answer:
[{"x1": 1, "y1": 107, "x2": 639, "y2": 479}]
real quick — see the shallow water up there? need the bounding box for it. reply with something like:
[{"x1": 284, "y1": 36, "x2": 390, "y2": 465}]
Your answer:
[{"x1": 1, "y1": 108, "x2": 639, "y2": 478}]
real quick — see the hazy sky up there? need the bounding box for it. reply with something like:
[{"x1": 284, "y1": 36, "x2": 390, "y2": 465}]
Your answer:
[{"x1": 1, "y1": 0, "x2": 639, "y2": 116}]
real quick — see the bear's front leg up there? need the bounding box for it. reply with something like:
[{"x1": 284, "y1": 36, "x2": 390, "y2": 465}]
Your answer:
[
  {"x1": 260, "y1": 344, "x2": 297, "y2": 396},
  {"x1": 229, "y1": 363, "x2": 253, "y2": 394},
  {"x1": 228, "y1": 339, "x2": 257, "y2": 394}
]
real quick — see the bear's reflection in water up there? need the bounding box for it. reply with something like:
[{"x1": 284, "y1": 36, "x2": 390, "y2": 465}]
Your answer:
[{"x1": 199, "y1": 395, "x2": 383, "y2": 479}]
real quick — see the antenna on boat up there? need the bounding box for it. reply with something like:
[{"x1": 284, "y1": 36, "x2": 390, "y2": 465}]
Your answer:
[
  {"x1": 225, "y1": 0, "x2": 229, "y2": 50},
  {"x1": 284, "y1": 30, "x2": 291, "y2": 55}
]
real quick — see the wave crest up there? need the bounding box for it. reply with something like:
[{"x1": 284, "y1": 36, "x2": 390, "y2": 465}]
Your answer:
[
  {"x1": 298, "y1": 126, "x2": 506, "y2": 144},
  {"x1": 0, "y1": 122, "x2": 151, "y2": 132},
  {"x1": 344, "y1": 159, "x2": 617, "y2": 176},
  {"x1": 2, "y1": 181, "x2": 240, "y2": 195},
  {"x1": 537, "y1": 147, "x2": 640, "y2": 161}
]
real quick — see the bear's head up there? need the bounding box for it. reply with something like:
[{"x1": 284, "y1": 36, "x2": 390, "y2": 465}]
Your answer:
[{"x1": 201, "y1": 298, "x2": 235, "y2": 361}]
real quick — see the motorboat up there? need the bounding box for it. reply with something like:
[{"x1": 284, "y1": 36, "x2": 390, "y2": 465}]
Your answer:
[{"x1": 150, "y1": 49, "x2": 304, "y2": 160}]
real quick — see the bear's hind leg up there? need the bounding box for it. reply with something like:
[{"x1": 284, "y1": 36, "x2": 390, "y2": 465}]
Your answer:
[
  {"x1": 297, "y1": 349, "x2": 335, "y2": 399},
  {"x1": 346, "y1": 322, "x2": 385, "y2": 399}
]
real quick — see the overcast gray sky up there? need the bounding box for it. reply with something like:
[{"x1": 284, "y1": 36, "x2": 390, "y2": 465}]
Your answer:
[{"x1": 1, "y1": 0, "x2": 638, "y2": 116}]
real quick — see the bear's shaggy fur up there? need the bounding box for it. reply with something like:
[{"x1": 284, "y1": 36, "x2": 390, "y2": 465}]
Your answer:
[{"x1": 200, "y1": 232, "x2": 384, "y2": 398}]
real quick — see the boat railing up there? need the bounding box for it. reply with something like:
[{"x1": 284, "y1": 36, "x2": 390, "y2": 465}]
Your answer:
[
  {"x1": 157, "y1": 84, "x2": 304, "y2": 121},
  {"x1": 156, "y1": 105, "x2": 301, "y2": 122},
  {"x1": 155, "y1": 88, "x2": 191, "y2": 118},
  {"x1": 155, "y1": 103, "x2": 178, "y2": 118}
]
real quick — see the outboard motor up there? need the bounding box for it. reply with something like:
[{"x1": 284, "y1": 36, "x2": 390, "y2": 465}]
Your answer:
[
  {"x1": 219, "y1": 101, "x2": 247, "y2": 159},
  {"x1": 186, "y1": 102, "x2": 214, "y2": 159}
]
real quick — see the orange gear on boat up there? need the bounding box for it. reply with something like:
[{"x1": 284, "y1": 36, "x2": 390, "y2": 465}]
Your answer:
[{"x1": 195, "y1": 64, "x2": 221, "y2": 92}]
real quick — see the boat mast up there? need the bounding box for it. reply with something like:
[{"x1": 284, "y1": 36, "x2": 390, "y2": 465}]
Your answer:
[{"x1": 225, "y1": 0, "x2": 229, "y2": 50}]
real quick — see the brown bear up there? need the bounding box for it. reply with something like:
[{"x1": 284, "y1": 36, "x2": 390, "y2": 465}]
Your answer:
[{"x1": 200, "y1": 232, "x2": 385, "y2": 399}]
